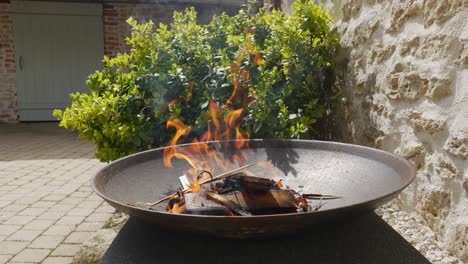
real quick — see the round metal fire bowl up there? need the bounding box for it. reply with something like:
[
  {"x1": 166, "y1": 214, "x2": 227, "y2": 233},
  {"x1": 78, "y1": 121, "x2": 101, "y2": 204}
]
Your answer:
[{"x1": 92, "y1": 139, "x2": 415, "y2": 238}]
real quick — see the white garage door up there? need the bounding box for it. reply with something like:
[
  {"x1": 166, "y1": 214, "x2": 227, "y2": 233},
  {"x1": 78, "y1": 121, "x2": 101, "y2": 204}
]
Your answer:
[{"x1": 12, "y1": 1, "x2": 103, "y2": 121}]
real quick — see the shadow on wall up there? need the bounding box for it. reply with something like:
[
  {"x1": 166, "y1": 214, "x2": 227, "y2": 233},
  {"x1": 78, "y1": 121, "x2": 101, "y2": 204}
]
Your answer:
[{"x1": 329, "y1": 44, "x2": 382, "y2": 146}]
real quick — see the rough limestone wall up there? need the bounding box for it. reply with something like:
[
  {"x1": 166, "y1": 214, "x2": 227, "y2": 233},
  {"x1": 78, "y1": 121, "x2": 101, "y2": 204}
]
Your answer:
[
  {"x1": 302, "y1": 0, "x2": 468, "y2": 260},
  {"x1": 103, "y1": 2, "x2": 241, "y2": 57},
  {"x1": 0, "y1": 3, "x2": 17, "y2": 123}
]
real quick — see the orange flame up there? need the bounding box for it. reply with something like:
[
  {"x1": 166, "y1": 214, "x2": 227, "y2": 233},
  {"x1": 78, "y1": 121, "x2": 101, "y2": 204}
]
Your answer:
[
  {"x1": 163, "y1": 99, "x2": 250, "y2": 185},
  {"x1": 162, "y1": 29, "x2": 264, "y2": 213},
  {"x1": 188, "y1": 182, "x2": 201, "y2": 194},
  {"x1": 167, "y1": 203, "x2": 186, "y2": 214},
  {"x1": 163, "y1": 82, "x2": 194, "y2": 112},
  {"x1": 277, "y1": 180, "x2": 284, "y2": 189}
]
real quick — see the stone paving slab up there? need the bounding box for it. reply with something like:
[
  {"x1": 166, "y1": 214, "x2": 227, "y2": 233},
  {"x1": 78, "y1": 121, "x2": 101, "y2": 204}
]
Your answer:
[{"x1": 0, "y1": 123, "x2": 113, "y2": 264}]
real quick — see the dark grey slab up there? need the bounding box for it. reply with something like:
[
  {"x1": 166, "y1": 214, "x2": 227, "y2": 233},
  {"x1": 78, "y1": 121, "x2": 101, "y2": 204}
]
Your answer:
[{"x1": 101, "y1": 213, "x2": 430, "y2": 264}]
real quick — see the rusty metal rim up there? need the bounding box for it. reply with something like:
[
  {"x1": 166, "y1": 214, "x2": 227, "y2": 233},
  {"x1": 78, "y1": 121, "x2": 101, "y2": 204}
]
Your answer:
[{"x1": 91, "y1": 139, "x2": 416, "y2": 219}]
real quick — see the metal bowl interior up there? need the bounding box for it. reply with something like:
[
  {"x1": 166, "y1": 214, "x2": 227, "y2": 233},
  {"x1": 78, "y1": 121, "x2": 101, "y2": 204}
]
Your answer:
[{"x1": 92, "y1": 139, "x2": 416, "y2": 238}]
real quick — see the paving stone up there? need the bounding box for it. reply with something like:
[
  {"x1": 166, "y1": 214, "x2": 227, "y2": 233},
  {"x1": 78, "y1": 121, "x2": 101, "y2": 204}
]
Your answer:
[
  {"x1": 55, "y1": 215, "x2": 85, "y2": 225},
  {"x1": 78, "y1": 186, "x2": 93, "y2": 192},
  {"x1": 0, "y1": 124, "x2": 106, "y2": 262},
  {"x1": 50, "y1": 244, "x2": 81, "y2": 257},
  {"x1": 47, "y1": 203, "x2": 74, "y2": 213},
  {"x1": 7, "y1": 230, "x2": 42, "y2": 242},
  {"x1": 0, "y1": 255, "x2": 12, "y2": 264},
  {"x1": 43, "y1": 225, "x2": 75, "y2": 237},
  {"x1": 36, "y1": 188, "x2": 57, "y2": 195},
  {"x1": 22, "y1": 220, "x2": 54, "y2": 230},
  {"x1": 1, "y1": 204, "x2": 28, "y2": 212},
  {"x1": 52, "y1": 187, "x2": 79, "y2": 195},
  {"x1": 0, "y1": 185, "x2": 17, "y2": 191},
  {"x1": 0, "y1": 241, "x2": 29, "y2": 255},
  {"x1": 0, "y1": 211, "x2": 16, "y2": 222},
  {"x1": 0, "y1": 201, "x2": 10, "y2": 209},
  {"x1": 64, "y1": 231, "x2": 94, "y2": 244},
  {"x1": 85, "y1": 213, "x2": 112, "y2": 222},
  {"x1": 42, "y1": 256, "x2": 73, "y2": 264},
  {"x1": 60, "y1": 197, "x2": 84, "y2": 205},
  {"x1": 3, "y1": 215, "x2": 35, "y2": 225},
  {"x1": 12, "y1": 188, "x2": 36, "y2": 195},
  {"x1": 76, "y1": 200, "x2": 102, "y2": 209},
  {"x1": 6, "y1": 180, "x2": 29, "y2": 186},
  {"x1": 28, "y1": 191, "x2": 48, "y2": 199},
  {"x1": 17, "y1": 207, "x2": 48, "y2": 216},
  {"x1": 0, "y1": 178, "x2": 10, "y2": 185},
  {"x1": 13, "y1": 195, "x2": 42, "y2": 205},
  {"x1": 31, "y1": 178, "x2": 52, "y2": 184},
  {"x1": 85, "y1": 194, "x2": 103, "y2": 201},
  {"x1": 46, "y1": 181, "x2": 68, "y2": 187},
  {"x1": 26, "y1": 171, "x2": 48, "y2": 177},
  {"x1": 66, "y1": 208, "x2": 94, "y2": 216},
  {"x1": 41, "y1": 194, "x2": 67, "y2": 202},
  {"x1": 69, "y1": 191, "x2": 90, "y2": 198},
  {"x1": 0, "y1": 194, "x2": 23, "y2": 201},
  {"x1": 76, "y1": 221, "x2": 105, "y2": 232},
  {"x1": 94, "y1": 204, "x2": 115, "y2": 213},
  {"x1": 29, "y1": 236, "x2": 64, "y2": 249},
  {"x1": 0, "y1": 225, "x2": 22, "y2": 236},
  {"x1": 36, "y1": 212, "x2": 66, "y2": 221},
  {"x1": 30, "y1": 201, "x2": 56, "y2": 208},
  {"x1": 12, "y1": 183, "x2": 36, "y2": 190},
  {"x1": 10, "y1": 248, "x2": 50, "y2": 263}
]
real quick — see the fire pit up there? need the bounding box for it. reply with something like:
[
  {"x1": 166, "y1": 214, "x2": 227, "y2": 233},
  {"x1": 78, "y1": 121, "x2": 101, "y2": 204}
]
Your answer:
[{"x1": 92, "y1": 139, "x2": 415, "y2": 238}]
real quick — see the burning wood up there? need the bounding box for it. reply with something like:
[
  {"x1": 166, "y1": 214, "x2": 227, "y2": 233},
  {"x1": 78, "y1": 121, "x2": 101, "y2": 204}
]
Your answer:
[
  {"x1": 159, "y1": 167, "x2": 340, "y2": 216},
  {"x1": 132, "y1": 163, "x2": 340, "y2": 216},
  {"x1": 205, "y1": 191, "x2": 252, "y2": 216},
  {"x1": 141, "y1": 164, "x2": 255, "y2": 209},
  {"x1": 184, "y1": 185, "x2": 298, "y2": 215}
]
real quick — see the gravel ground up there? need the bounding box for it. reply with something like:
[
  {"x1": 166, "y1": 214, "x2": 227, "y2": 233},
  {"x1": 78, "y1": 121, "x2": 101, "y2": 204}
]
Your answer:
[{"x1": 376, "y1": 202, "x2": 463, "y2": 264}]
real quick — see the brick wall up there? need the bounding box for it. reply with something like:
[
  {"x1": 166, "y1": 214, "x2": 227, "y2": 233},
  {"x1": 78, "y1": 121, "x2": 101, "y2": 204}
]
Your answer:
[
  {"x1": 0, "y1": 2, "x2": 17, "y2": 123},
  {"x1": 103, "y1": 2, "x2": 240, "y2": 57}
]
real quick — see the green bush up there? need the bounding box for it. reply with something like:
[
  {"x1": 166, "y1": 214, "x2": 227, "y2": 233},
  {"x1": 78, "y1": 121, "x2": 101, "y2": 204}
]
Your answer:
[{"x1": 54, "y1": 0, "x2": 339, "y2": 162}]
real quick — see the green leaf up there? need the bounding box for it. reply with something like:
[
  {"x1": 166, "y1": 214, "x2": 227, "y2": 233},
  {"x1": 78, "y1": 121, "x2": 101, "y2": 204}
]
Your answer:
[{"x1": 53, "y1": 0, "x2": 339, "y2": 162}]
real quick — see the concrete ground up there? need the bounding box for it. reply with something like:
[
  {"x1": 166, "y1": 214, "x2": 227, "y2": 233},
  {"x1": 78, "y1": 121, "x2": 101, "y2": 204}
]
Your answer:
[{"x1": 0, "y1": 123, "x2": 113, "y2": 264}]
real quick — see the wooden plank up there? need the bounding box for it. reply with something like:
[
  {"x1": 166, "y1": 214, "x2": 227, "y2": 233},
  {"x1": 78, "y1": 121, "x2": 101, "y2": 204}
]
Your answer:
[
  {"x1": 184, "y1": 192, "x2": 227, "y2": 215},
  {"x1": 205, "y1": 191, "x2": 252, "y2": 216},
  {"x1": 184, "y1": 190, "x2": 298, "y2": 215}
]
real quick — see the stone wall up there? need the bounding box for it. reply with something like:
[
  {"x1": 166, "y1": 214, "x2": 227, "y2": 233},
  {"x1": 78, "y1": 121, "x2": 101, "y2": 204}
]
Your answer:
[
  {"x1": 103, "y1": 2, "x2": 241, "y2": 57},
  {"x1": 0, "y1": 2, "x2": 17, "y2": 123},
  {"x1": 279, "y1": 0, "x2": 468, "y2": 260}
]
